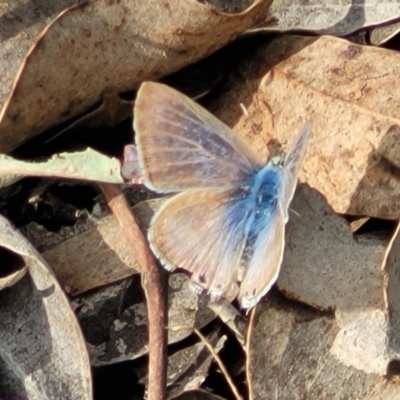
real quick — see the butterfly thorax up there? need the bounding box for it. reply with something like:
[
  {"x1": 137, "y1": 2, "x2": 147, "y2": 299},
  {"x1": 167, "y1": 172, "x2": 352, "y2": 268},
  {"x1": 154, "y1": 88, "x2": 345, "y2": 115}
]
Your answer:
[{"x1": 250, "y1": 164, "x2": 281, "y2": 218}]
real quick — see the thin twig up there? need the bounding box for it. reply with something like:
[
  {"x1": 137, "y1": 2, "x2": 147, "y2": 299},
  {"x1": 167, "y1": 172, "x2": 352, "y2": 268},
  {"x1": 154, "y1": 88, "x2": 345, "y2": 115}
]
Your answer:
[
  {"x1": 194, "y1": 328, "x2": 243, "y2": 400},
  {"x1": 98, "y1": 183, "x2": 167, "y2": 400},
  {"x1": 245, "y1": 306, "x2": 256, "y2": 400}
]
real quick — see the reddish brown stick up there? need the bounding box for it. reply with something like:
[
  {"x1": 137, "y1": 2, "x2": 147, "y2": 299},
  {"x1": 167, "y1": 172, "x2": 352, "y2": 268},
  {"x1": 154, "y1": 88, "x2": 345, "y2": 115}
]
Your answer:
[{"x1": 98, "y1": 183, "x2": 167, "y2": 400}]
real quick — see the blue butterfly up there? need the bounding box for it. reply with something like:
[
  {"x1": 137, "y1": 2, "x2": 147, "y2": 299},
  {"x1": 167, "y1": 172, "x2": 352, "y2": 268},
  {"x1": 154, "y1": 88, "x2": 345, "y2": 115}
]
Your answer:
[{"x1": 134, "y1": 82, "x2": 311, "y2": 309}]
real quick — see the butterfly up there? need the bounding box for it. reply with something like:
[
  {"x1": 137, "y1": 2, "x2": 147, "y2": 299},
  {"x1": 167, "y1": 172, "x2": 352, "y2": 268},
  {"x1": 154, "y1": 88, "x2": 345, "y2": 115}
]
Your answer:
[{"x1": 134, "y1": 82, "x2": 311, "y2": 309}]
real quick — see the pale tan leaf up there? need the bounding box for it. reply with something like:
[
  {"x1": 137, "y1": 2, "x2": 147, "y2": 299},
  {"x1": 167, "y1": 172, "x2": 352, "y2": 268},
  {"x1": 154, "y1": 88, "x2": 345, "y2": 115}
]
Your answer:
[
  {"x1": 255, "y1": 0, "x2": 400, "y2": 36},
  {"x1": 0, "y1": 1, "x2": 82, "y2": 104},
  {"x1": 212, "y1": 35, "x2": 400, "y2": 219}
]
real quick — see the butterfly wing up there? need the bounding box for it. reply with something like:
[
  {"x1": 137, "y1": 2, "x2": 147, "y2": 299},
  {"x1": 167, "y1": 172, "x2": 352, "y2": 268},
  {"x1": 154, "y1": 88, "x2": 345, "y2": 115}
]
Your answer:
[
  {"x1": 238, "y1": 206, "x2": 285, "y2": 309},
  {"x1": 238, "y1": 124, "x2": 311, "y2": 309},
  {"x1": 134, "y1": 82, "x2": 263, "y2": 193},
  {"x1": 149, "y1": 187, "x2": 255, "y2": 297},
  {"x1": 280, "y1": 122, "x2": 312, "y2": 221}
]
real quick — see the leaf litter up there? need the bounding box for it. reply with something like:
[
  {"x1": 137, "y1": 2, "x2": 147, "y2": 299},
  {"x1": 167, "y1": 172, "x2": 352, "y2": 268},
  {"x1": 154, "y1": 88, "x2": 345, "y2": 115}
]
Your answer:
[
  {"x1": 4, "y1": 0, "x2": 400, "y2": 399},
  {"x1": 253, "y1": 0, "x2": 400, "y2": 36},
  {"x1": 0, "y1": 0, "x2": 271, "y2": 152},
  {"x1": 0, "y1": 215, "x2": 91, "y2": 399}
]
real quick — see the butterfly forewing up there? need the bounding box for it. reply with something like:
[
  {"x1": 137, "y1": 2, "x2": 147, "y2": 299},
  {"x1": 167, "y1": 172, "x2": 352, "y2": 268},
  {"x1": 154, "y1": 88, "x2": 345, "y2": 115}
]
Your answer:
[
  {"x1": 135, "y1": 82, "x2": 263, "y2": 193},
  {"x1": 280, "y1": 122, "x2": 312, "y2": 221},
  {"x1": 149, "y1": 188, "x2": 255, "y2": 297}
]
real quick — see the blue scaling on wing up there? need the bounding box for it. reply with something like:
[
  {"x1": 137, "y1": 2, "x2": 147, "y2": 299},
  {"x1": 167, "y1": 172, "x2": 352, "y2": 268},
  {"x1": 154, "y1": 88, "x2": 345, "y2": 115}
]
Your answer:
[
  {"x1": 237, "y1": 163, "x2": 281, "y2": 277},
  {"x1": 247, "y1": 163, "x2": 281, "y2": 236},
  {"x1": 148, "y1": 182, "x2": 260, "y2": 298}
]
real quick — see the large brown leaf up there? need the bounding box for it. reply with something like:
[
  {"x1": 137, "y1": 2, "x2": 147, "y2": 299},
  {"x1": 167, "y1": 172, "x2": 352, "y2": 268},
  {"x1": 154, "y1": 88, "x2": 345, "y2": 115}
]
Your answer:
[
  {"x1": 0, "y1": 0, "x2": 271, "y2": 152},
  {"x1": 210, "y1": 35, "x2": 400, "y2": 218}
]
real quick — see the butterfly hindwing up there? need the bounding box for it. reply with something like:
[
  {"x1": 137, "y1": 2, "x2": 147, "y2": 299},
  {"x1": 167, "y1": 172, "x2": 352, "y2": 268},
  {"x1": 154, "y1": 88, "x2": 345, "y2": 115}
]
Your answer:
[
  {"x1": 238, "y1": 206, "x2": 285, "y2": 309},
  {"x1": 134, "y1": 82, "x2": 263, "y2": 193},
  {"x1": 149, "y1": 187, "x2": 255, "y2": 297}
]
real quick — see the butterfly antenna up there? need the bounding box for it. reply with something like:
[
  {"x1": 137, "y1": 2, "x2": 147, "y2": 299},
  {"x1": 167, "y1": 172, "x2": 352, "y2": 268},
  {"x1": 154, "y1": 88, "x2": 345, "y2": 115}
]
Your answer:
[{"x1": 289, "y1": 207, "x2": 301, "y2": 218}]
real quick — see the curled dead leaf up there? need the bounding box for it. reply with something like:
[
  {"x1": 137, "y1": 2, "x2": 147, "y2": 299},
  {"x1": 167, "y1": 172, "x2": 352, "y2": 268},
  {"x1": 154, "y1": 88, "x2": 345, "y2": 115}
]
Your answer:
[
  {"x1": 0, "y1": 215, "x2": 92, "y2": 399},
  {"x1": 0, "y1": 0, "x2": 271, "y2": 152}
]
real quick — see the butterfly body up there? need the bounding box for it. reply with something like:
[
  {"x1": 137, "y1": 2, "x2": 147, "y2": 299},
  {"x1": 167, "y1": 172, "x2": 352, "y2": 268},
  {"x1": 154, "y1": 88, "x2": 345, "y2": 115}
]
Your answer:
[
  {"x1": 134, "y1": 82, "x2": 311, "y2": 309},
  {"x1": 249, "y1": 163, "x2": 281, "y2": 223}
]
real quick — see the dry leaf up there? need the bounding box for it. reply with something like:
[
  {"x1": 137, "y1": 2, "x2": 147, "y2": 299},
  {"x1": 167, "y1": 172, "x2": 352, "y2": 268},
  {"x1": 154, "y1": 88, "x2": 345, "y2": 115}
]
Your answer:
[
  {"x1": 278, "y1": 184, "x2": 387, "y2": 311},
  {"x1": 211, "y1": 35, "x2": 400, "y2": 219},
  {"x1": 0, "y1": 246, "x2": 28, "y2": 290},
  {"x1": 251, "y1": 189, "x2": 393, "y2": 377},
  {"x1": 349, "y1": 216, "x2": 370, "y2": 232},
  {"x1": 369, "y1": 21, "x2": 400, "y2": 45},
  {"x1": 0, "y1": 214, "x2": 91, "y2": 399},
  {"x1": 44, "y1": 92, "x2": 135, "y2": 145},
  {"x1": 165, "y1": 333, "x2": 226, "y2": 398},
  {"x1": 42, "y1": 213, "x2": 140, "y2": 295},
  {"x1": 0, "y1": 148, "x2": 123, "y2": 188},
  {"x1": 257, "y1": 0, "x2": 400, "y2": 36},
  {"x1": 21, "y1": 195, "x2": 161, "y2": 296},
  {"x1": 257, "y1": 36, "x2": 400, "y2": 218},
  {"x1": 247, "y1": 292, "x2": 400, "y2": 399},
  {"x1": 0, "y1": 1, "x2": 82, "y2": 100},
  {"x1": 331, "y1": 309, "x2": 390, "y2": 375},
  {"x1": 171, "y1": 389, "x2": 228, "y2": 400},
  {"x1": 74, "y1": 273, "x2": 215, "y2": 366},
  {"x1": 381, "y1": 221, "x2": 400, "y2": 361},
  {"x1": 208, "y1": 298, "x2": 246, "y2": 345},
  {"x1": 0, "y1": 0, "x2": 271, "y2": 152}
]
